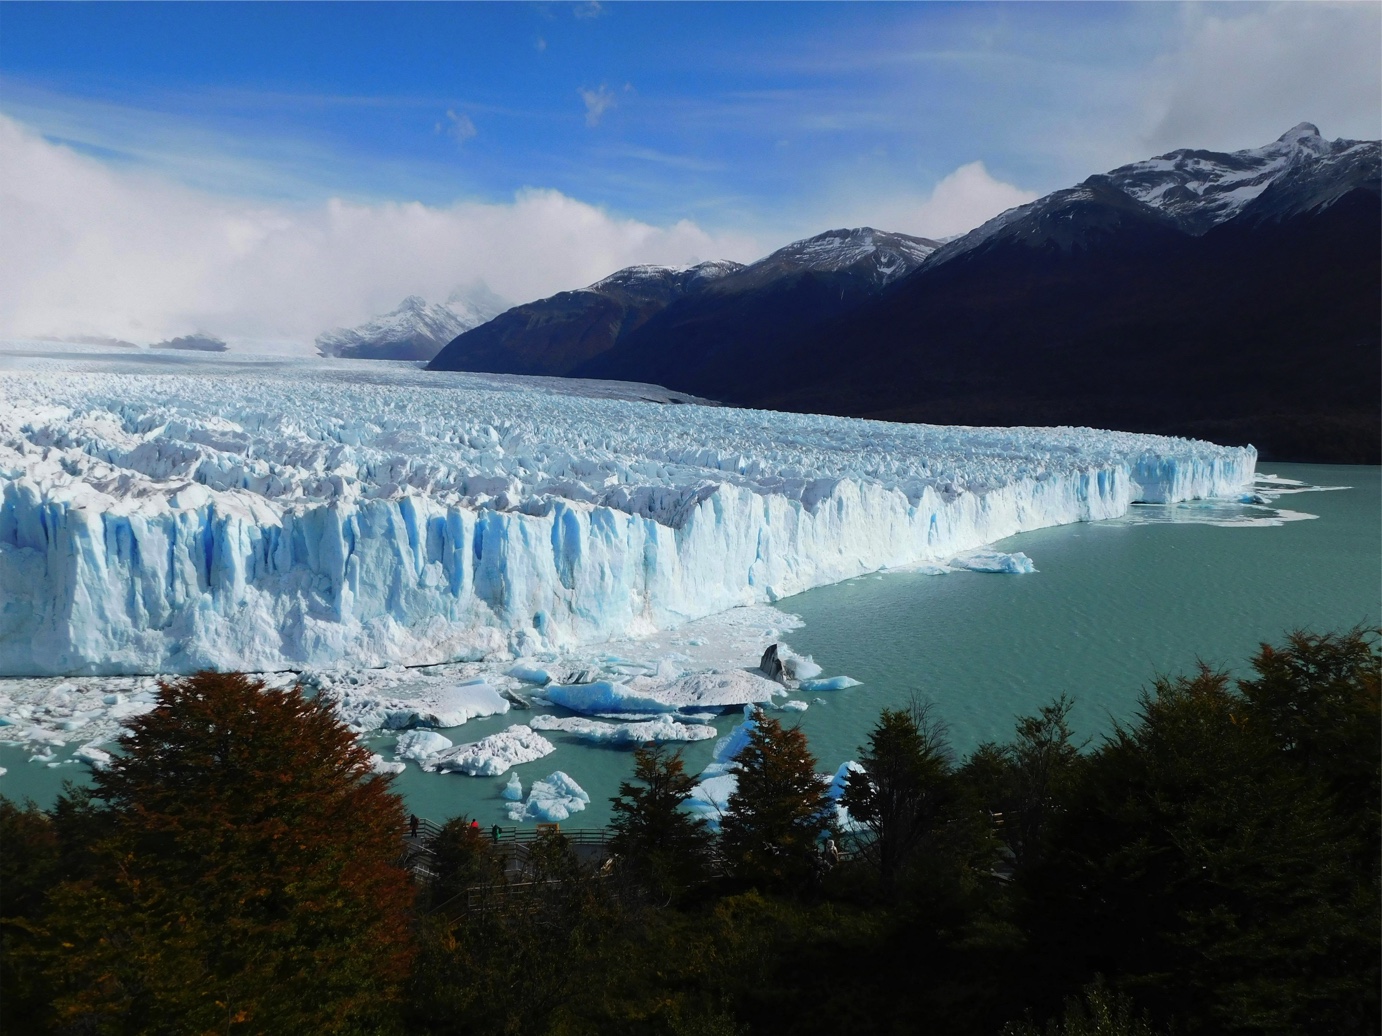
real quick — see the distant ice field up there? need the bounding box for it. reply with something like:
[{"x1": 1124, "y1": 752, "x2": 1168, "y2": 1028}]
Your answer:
[{"x1": 1, "y1": 344, "x2": 1254, "y2": 678}]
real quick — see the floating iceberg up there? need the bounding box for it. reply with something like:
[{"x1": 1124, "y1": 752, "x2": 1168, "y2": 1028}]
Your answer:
[
  {"x1": 330, "y1": 683, "x2": 509, "y2": 733},
  {"x1": 394, "y1": 729, "x2": 454, "y2": 763},
  {"x1": 799, "y1": 676, "x2": 862, "y2": 692},
  {"x1": 428, "y1": 724, "x2": 555, "y2": 776},
  {"x1": 949, "y1": 549, "x2": 1037, "y2": 574},
  {"x1": 529, "y1": 713, "x2": 717, "y2": 744},
  {"x1": 368, "y1": 754, "x2": 406, "y2": 775},
  {"x1": 0, "y1": 361, "x2": 1255, "y2": 675},
  {"x1": 506, "y1": 770, "x2": 590, "y2": 823},
  {"x1": 507, "y1": 664, "x2": 553, "y2": 685},
  {"x1": 74, "y1": 744, "x2": 112, "y2": 771},
  {"x1": 541, "y1": 680, "x2": 679, "y2": 715}
]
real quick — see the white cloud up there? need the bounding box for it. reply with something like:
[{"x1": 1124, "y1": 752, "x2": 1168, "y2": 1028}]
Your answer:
[
  {"x1": 580, "y1": 84, "x2": 617, "y2": 128},
  {"x1": 1145, "y1": 2, "x2": 1381, "y2": 153},
  {"x1": 0, "y1": 114, "x2": 760, "y2": 347},
  {"x1": 816, "y1": 161, "x2": 1037, "y2": 241},
  {"x1": 440, "y1": 109, "x2": 477, "y2": 144},
  {"x1": 912, "y1": 162, "x2": 1037, "y2": 238}
]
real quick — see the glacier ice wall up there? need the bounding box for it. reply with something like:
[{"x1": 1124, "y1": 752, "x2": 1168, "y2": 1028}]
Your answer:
[{"x1": 0, "y1": 363, "x2": 1255, "y2": 675}]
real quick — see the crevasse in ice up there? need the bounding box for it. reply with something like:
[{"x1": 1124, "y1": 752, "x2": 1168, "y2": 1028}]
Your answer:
[{"x1": 0, "y1": 365, "x2": 1255, "y2": 676}]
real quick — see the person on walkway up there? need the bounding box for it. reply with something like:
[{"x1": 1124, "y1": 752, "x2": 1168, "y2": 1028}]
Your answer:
[
  {"x1": 491, "y1": 823, "x2": 502, "y2": 843},
  {"x1": 409, "y1": 814, "x2": 419, "y2": 839},
  {"x1": 470, "y1": 818, "x2": 481, "y2": 832}
]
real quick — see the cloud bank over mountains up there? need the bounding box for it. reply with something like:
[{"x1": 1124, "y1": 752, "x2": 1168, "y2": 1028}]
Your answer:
[
  {"x1": 0, "y1": 114, "x2": 1037, "y2": 347},
  {"x1": 0, "y1": 115, "x2": 760, "y2": 345}
]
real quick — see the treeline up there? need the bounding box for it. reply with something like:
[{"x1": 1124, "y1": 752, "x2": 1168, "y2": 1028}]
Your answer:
[{"x1": 1, "y1": 630, "x2": 1377, "y2": 1035}]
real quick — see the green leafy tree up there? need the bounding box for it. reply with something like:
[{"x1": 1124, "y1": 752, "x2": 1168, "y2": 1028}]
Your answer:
[
  {"x1": 1236, "y1": 627, "x2": 1380, "y2": 847},
  {"x1": 842, "y1": 700, "x2": 953, "y2": 893},
  {"x1": 33, "y1": 671, "x2": 415, "y2": 1035},
  {"x1": 959, "y1": 696, "x2": 1085, "y2": 873},
  {"x1": 1044, "y1": 655, "x2": 1377, "y2": 1035},
  {"x1": 720, "y1": 711, "x2": 834, "y2": 889},
  {"x1": 610, "y1": 744, "x2": 712, "y2": 897}
]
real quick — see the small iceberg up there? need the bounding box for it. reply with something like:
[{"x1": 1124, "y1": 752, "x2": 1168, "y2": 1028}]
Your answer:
[
  {"x1": 950, "y1": 549, "x2": 1037, "y2": 574},
  {"x1": 428, "y1": 725, "x2": 556, "y2": 776},
  {"x1": 506, "y1": 771, "x2": 590, "y2": 823},
  {"x1": 529, "y1": 713, "x2": 716, "y2": 744},
  {"x1": 799, "y1": 676, "x2": 862, "y2": 692}
]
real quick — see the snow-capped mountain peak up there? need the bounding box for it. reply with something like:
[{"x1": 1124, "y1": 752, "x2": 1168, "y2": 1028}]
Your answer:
[
  {"x1": 748, "y1": 227, "x2": 940, "y2": 288},
  {"x1": 586, "y1": 259, "x2": 744, "y2": 298},
  {"x1": 1096, "y1": 123, "x2": 1373, "y2": 233},
  {"x1": 927, "y1": 123, "x2": 1380, "y2": 267},
  {"x1": 1278, "y1": 122, "x2": 1326, "y2": 149},
  {"x1": 316, "y1": 289, "x2": 509, "y2": 361}
]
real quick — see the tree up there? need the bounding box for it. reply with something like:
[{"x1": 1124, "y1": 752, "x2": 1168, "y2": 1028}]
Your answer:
[
  {"x1": 34, "y1": 671, "x2": 414, "y2": 1035},
  {"x1": 0, "y1": 798, "x2": 62, "y2": 1031},
  {"x1": 426, "y1": 815, "x2": 503, "y2": 911},
  {"x1": 1003, "y1": 977, "x2": 1168, "y2": 1036},
  {"x1": 720, "y1": 711, "x2": 834, "y2": 889},
  {"x1": 959, "y1": 695, "x2": 1085, "y2": 873},
  {"x1": 610, "y1": 744, "x2": 712, "y2": 897},
  {"x1": 1236, "y1": 627, "x2": 1380, "y2": 847},
  {"x1": 1042, "y1": 656, "x2": 1378, "y2": 1035},
  {"x1": 842, "y1": 700, "x2": 953, "y2": 892}
]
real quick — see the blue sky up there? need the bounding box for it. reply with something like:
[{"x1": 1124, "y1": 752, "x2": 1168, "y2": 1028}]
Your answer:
[{"x1": 1, "y1": 2, "x2": 1378, "y2": 343}]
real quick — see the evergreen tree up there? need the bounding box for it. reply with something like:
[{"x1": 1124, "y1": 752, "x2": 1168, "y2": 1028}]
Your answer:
[
  {"x1": 720, "y1": 711, "x2": 834, "y2": 889},
  {"x1": 1043, "y1": 660, "x2": 1377, "y2": 1034},
  {"x1": 427, "y1": 815, "x2": 503, "y2": 911},
  {"x1": 610, "y1": 744, "x2": 712, "y2": 897},
  {"x1": 842, "y1": 701, "x2": 953, "y2": 892},
  {"x1": 33, "y1": 671, "x2": 414, "y2": 1035},
  {"x1": 1005, "y1": 694, "x2": 1084, "y2": 870}
]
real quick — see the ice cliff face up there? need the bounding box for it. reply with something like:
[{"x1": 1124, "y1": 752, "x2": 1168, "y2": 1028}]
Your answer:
[{"x1": 0, "y1": 362, "x2": 1255, "y2": 676}]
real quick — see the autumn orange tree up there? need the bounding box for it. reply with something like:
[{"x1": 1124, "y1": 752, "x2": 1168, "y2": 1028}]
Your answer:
[{"x1": 34, "y1": 671, "x2": 414, "y2": 1035}]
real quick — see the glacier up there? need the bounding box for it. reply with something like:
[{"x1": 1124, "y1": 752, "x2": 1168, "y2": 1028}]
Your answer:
[{"x1": 0, "y1": 357, "x2": 1255, "y2": 677}]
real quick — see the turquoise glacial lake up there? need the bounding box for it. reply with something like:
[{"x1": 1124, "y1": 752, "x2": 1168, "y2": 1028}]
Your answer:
[{"x1": 3, "y1": 463, "x2": 1377, "y2": 829}]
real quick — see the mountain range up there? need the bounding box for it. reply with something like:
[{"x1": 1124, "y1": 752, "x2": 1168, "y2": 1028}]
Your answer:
[
  {"x1": 317, "y1": 287, "x2": 508, "y2": 361},
  {"x1": 428, "y1": 125, "x2": 1380, "y2": 462},
  {"x1": 427, "y1": 229, "x2": 937, "y2": 380}
]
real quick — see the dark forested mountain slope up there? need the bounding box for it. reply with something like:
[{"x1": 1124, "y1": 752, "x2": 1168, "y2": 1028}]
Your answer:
[
  {"x1": 426, "y1": 229, "x2": 937, "y2": 379},
  {"x1": 659, "y1": 126, "x2": 1381, "y2": 463},
  {"x1": 757, "y1": 184, "x2": 1379, "y2": 463},
  {"x1": 430, "y1": 127, "x2": 1378, "y2": 462}
]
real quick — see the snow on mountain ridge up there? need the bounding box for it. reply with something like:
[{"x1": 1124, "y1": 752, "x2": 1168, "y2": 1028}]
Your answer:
[
  {"x1": 580, "y1": 229, "x2": 938, "y2": 301},
  {"x1": 316, "y1": 290, "x2": 508, "y2": 360},
  {"x1": 0, "y1": 362, "x2": 1253, "y2": 675},
  {"x1": 586, "y1": 260, "x2": 745, "y2": 298},
  {"x1": 1096, "y1": 122, "x2": 1365, "y2": 232},
  {"x1": 753, "y1": 227, "x2": 939, "y2": 286},
  {"x1": 925, "y1": 124, "x2": 1379, "y2": 268}
]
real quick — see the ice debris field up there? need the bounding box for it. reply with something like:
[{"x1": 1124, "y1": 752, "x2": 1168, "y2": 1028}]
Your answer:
[{"x1": 0, "y1": 351, "x2": 1261, "y2": 811}]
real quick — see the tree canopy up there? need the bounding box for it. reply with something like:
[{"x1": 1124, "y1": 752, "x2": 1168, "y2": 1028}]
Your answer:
[
  {"x1": 721, "y1": 711, "x2": 835, "y2": 888},
  {"x1": 31, "y1": 671, "x2": 415, "y2": 1035},
  {"x1": 609, "y1": 743, "x2": 711, "y2": 897}
]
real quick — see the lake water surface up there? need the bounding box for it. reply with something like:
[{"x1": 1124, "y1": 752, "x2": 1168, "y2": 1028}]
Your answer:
[{"x1": 4, "y1": 463, "x2": 1376, "y2": 829}]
